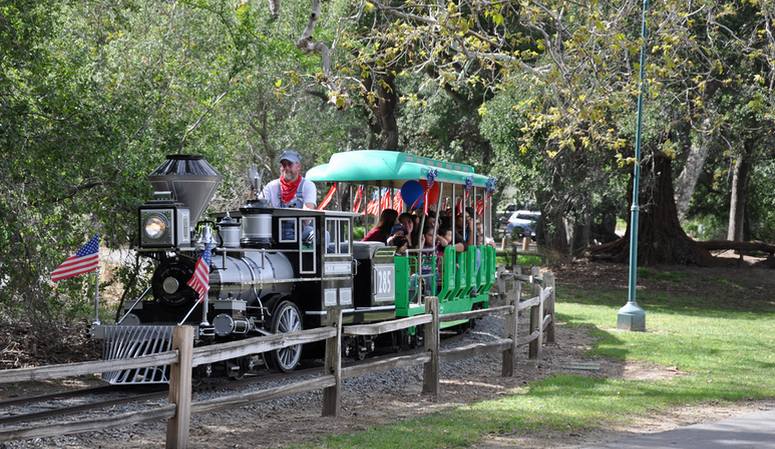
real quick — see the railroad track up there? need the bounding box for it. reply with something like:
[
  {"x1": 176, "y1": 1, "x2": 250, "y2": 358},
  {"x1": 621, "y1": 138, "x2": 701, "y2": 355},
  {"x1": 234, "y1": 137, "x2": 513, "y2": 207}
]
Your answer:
[
  {"x1": 0, "y1": 385, "x2": 123, "y2": 408},
  {"x1": 0, "y1": 390, "x2": 164, "y2": 426},
  {"x1": 0, "y1": 329, "x2": 469, "y2": 428},
  {"x1": 0, "y1": 365, "x2": 322, "y2": 427}
]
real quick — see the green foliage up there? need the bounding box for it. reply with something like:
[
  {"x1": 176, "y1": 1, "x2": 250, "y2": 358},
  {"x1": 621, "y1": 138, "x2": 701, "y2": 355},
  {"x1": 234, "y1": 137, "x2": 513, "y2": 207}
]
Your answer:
[
  {"x1": 747, "y1": 159, "x2": 775, "y2": 241},
  {"x1": 682, "y1": 214, "x2": 728, "y2": 241},
  {"x1": 3, "y1": 0, "x2": 775, "y2": 325},
  {"x1": 0, "y1": 0, "x2": 366, "y2": 321}
]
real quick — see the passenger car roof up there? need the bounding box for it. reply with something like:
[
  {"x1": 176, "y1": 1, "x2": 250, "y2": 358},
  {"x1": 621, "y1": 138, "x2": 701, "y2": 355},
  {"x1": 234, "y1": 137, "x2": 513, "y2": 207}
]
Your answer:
[{"x1": 306, "y1": 150, "x2": 493, "y2": 188}]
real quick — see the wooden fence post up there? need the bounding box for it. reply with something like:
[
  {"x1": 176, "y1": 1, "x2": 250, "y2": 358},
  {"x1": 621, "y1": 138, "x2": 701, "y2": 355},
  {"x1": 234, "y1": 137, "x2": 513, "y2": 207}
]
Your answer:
[
  {"x1": 512, "y1": 266, "x2": 522, "y2": 304},
  {"x1": 422, "y1": 297, "x2": 440, "y2": 396},
  {"x1": 527, "y1": 267, "x2": 543, "y2": 359},
  {"x1": 511, "y1": 241, "x2": 520, "y2": 269},
  {"x1": 530, "y1": 266, "x2": 541, "y2": 288},
  {"x1": 495, "y1": 266, "x2": 506, "y2": 302},
  {"x1": 166, "y1": 325, "x2": 194, "y2": 449},
  {"x1": 322, "y1": 308, "x2": 343, "y2": 417},
  {"x1": 528, "y1": 307, "x2": 539, "y2": 359},
  {"x1": 544, "y1": 272, "x2": 556, "y2": 344},
  {"x1": 501, "y1": 283, "x2": 519, "y2": 376},
  {"x1": 537, "y1": 283, "x2": 545, "y2": 359}
]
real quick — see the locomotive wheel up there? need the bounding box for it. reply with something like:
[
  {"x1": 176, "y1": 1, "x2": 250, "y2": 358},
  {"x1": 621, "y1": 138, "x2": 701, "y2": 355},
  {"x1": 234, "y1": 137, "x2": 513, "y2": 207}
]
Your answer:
[{"x1": 268, "y1": 300, "x2": 303, "y2": 372}]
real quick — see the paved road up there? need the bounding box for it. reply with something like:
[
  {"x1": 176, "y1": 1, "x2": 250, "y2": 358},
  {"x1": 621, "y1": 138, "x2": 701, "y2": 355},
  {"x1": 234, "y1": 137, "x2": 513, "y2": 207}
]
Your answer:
[{"x1": 583, "y1": 409, "x2": 775, "y2": 449}]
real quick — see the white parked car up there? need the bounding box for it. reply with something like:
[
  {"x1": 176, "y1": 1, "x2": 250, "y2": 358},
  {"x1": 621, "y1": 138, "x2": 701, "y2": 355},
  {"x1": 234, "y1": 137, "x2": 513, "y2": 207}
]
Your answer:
[{"x1": 505, "y1": 210, "x2": 541, "y2": 240}]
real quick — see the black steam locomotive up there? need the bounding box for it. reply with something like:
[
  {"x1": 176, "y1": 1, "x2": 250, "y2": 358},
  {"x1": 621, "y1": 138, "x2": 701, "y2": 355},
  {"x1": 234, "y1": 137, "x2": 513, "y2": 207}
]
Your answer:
[{"x1": 94, "y1": 155, "x2": 401, "y2": 383}]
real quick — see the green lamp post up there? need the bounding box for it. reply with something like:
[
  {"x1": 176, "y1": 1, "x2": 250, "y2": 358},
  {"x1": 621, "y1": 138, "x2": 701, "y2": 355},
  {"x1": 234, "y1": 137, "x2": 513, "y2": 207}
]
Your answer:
[{"x1": 618, "y1": 0, "x2": 649, "y2": 332}]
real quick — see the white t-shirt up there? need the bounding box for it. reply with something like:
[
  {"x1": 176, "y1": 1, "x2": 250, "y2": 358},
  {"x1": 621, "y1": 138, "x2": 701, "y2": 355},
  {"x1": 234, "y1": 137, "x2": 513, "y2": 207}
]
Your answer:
[{"x1": 262, "y1": 177, "x2": 317, "y2": 208}]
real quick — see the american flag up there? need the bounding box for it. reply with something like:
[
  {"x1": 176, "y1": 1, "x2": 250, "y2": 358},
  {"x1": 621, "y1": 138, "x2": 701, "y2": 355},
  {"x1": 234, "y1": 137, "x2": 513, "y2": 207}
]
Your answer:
[
  {"x1": 187, "y1": 243, "x2": 213, "y2": 303},
  {"x1": 366, "y1": 198, "x2": 379, "y2": 217},
  {"x1": 317, "y1": 182, "x2": 338, "y2": 210},
  {"x1": 380, "y1": 187, "x2": 390, "y2": 211},
  {"x1": 393, "y1": 189, "x2": 403, "y2": 212},
  {"x1": 352, "y1": 185, "x2": 364, "y2": 213},
  {"x1": 51, "y1": 235, "x2": 100, "y2": 282}
]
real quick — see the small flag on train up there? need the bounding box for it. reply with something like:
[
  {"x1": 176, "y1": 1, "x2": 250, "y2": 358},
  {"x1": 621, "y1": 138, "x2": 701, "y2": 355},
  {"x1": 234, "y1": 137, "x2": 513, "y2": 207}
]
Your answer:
[
  {"x1": 476, "y1": 199, "x2": 485, "y2": 216},
  {"x1": 366, "y1": 192, "x2": 379, "y2": 216},
  {"x1": 352, "y1": 185, "x2": 364, "y2": 213},
  {"x1": 380, "y1": 187, "x2": 391, "y2": 211},
  {"x1": 187, "y1": 242, "x2": 213, "y2": 303},
  {"x1": 51, "y1": 234, "x2": 101, "y2": 282},
  {"x1": 317, "y1": 182, "x2": 338, "y2": 210},
  {"x1": 393, "y1": 189, "x2": 403, "y2": 212}
]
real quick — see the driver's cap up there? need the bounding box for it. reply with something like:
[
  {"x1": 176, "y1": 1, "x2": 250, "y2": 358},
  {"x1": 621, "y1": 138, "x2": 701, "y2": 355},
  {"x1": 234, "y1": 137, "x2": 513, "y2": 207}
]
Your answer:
[{"x1": 279, "y1": 149, "x2": 301, "y2": 164}]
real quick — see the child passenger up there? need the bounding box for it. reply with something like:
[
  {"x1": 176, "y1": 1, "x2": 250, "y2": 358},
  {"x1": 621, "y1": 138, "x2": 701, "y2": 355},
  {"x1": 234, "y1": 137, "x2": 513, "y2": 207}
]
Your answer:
[{"x1": 390, "y1": 235, "x2": 409, "y2": 255}]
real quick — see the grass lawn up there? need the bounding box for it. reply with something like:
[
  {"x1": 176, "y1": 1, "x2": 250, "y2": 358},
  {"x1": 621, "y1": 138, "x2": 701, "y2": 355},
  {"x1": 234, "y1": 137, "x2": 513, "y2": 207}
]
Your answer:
[{"x1": 297, "y1": 267, "x2": 775, "y2": 449}]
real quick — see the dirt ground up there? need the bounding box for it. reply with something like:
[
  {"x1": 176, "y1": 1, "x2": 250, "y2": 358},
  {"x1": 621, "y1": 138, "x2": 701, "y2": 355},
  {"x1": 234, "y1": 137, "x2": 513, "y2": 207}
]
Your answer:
[{"x1": 3, "y1": 260, "x2": 774, "y2": 448}]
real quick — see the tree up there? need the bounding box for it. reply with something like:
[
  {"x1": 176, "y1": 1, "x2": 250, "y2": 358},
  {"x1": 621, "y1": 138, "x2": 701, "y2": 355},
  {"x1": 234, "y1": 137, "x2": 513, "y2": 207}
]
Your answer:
[{"x1": 0, "y1": 0, "x2": 366, "y2": 324}]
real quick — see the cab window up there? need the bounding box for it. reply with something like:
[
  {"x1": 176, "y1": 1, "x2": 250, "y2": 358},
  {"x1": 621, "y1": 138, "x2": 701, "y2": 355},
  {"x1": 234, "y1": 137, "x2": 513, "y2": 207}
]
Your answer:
[{"x1": 325, "y1": 218, "x2": 351, "y2": 255}]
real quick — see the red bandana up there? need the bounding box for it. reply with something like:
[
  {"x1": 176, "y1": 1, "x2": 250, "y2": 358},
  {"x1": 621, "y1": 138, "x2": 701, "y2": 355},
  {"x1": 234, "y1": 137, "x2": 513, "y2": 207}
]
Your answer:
[{"x1": 280, "y1": 176, "x2": 302, "y2": 204}]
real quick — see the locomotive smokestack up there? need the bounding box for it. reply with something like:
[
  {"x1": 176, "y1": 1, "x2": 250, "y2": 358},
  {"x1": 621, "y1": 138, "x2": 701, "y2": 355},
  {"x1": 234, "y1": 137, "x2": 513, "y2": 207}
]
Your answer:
[{"x1": 148, "y1": 154, "x2": 222, "y2": 225}]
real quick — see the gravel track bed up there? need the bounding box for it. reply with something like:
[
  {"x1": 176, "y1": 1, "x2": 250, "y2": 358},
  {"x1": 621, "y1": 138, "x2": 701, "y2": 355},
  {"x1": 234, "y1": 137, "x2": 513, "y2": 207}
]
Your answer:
[{"x1": 3, "y1": 313, "x2": 551, "y2": 449}]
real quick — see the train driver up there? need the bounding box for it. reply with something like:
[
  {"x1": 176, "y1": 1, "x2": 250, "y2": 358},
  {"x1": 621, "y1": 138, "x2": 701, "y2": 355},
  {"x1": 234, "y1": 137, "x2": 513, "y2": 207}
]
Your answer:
[{"x1": 262, "y1": 149, "x2": 317, "y2": 209}]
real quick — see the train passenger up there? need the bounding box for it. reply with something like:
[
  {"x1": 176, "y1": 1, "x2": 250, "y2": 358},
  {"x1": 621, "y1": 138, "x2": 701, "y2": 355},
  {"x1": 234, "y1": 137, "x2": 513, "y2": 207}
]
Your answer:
[
  {"x1": 390, "y1": 234, "x2": 409, "y2": 255},
  {"x1": 363, "y1": 208, "x2": 398, "y2": 243},
  {"x1": 389, "y1": 212, "x2": 415, "y2": 246},
  {"x1": 262, "y1": 149, "x2": 317, "y2": 209},
  {"x1": 410, "y1": 210, "x2": 435, "y2": 245},
  {"x1": 418, "y1": 225, "x2": 444, "y2": 295},
  {"x1": 425, "y1": 226, "x2": 446, "y2": 268},
  {"x1": 437, "y1": 225, "x2": 464, "y2": 252},
  {"x1": 454, "y1": 207, "x2": 477, "y2": 246},
  {"x1": 410, "y1": 213, "x2": 421, "y2": 245}
]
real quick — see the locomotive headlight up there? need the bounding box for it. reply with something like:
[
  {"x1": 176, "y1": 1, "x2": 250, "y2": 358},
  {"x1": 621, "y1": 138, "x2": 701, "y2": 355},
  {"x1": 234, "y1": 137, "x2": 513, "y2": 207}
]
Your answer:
[
  {"x1": 144, "y1": 214, "x2": 168, "y2": 240},
  {"x1": 139, "y1": 207, "x2": 180, "y2": 248}
]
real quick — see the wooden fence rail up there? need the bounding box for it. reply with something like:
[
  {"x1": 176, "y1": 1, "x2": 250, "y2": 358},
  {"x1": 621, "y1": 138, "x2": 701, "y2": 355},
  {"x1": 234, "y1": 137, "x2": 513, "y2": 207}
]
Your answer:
[
  {"x1": 0, "y1": 351, "x2": 179, "y2": 384},
  {"x1": 0, "y1": 269, "x2": 556, "y2": 449}
]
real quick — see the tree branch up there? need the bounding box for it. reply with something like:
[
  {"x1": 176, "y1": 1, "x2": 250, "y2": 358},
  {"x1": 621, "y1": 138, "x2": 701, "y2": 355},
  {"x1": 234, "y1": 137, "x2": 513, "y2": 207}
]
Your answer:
[
  {"x1": 296, "y1": 0, "x2": 331, "y2": 77},
  {"x1": 180, "y1": 89, "x2": 230, "y2": 147}
]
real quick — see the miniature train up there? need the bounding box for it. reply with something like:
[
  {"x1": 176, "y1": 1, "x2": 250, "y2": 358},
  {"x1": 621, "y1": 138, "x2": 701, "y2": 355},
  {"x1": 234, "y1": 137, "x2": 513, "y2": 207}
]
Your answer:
[{"x1": 93, "y1": 152, "x2": 498, "y2": 384}]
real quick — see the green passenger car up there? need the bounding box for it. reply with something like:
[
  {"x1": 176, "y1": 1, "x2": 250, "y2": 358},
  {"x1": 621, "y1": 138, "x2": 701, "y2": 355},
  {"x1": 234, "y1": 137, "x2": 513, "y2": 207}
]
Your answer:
[{"x1": 307, "y1": 150, "x2": 498, "y2": 329}]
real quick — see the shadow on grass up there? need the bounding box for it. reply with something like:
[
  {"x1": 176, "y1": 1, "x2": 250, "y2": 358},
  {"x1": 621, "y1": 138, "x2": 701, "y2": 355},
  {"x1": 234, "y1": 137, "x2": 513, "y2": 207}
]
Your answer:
[
  {"x1": 559, "y1": 282, "x2": 775, "y2": 319},
  {"x1": 316, "y1": 371, "x2": 770, "y2": 449}
]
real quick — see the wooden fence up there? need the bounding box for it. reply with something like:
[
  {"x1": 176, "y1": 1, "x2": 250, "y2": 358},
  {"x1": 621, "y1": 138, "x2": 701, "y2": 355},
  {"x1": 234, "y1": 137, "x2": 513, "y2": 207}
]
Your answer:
[{"x1": 0, "y1": 269, "x2": 555, "y2": 448}]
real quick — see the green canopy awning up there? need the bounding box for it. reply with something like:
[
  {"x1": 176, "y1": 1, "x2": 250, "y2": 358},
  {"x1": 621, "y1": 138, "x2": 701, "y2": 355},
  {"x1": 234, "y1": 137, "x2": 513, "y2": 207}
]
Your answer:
[{"x1": 305, "y1": 150, "x2": 492, "y2": 187}]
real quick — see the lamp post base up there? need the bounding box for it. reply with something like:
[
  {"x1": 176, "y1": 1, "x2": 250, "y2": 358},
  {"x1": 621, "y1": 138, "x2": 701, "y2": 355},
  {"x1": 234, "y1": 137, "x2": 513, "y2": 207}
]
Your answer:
[{"x1": 617, "y1": 302, "x2": 646, "y2": 331}]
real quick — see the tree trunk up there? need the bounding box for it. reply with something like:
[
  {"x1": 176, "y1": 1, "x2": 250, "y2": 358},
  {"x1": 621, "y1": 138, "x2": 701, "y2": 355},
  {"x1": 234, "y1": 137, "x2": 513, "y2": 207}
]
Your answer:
[
  {"x1": 579, "y1": 208, "x2": 592, "y2": 253},
  {"x1": 365, "y1": 74, "x2": 399, "y2": 150},
  {"x1": 538, "y1": 207, "x2": 568, "y2": 253},
  {"x1": 727, "y1": 143, "x2": 751, "y2": 241},
  {"x1": 590, "y1": 153, "x2": 713, "y2": 265},
  {"x1": 675, "y1": 122, "x2": 711, "y2": 219},
  {"x1": 537, "y1": 165, "x2": 569, "y2": 254}
]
